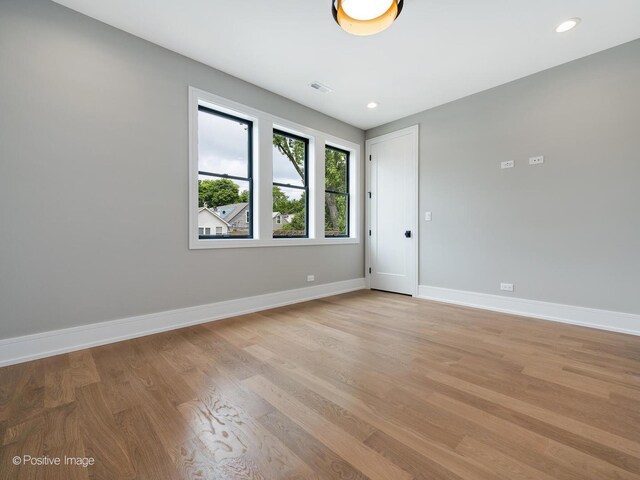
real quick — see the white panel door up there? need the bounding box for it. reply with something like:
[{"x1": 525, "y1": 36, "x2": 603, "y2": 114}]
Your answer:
[{"x1": 367, "y1": 126, "x2": 418, "y2": 295}]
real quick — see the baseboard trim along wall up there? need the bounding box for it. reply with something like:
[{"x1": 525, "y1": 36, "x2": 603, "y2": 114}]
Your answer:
[
  {"x1": 418, "y1": 285, "x2": 640, "y2": 336},
  {"x1": 0, "y1": 278, "x2": 366, "y2": 367}
]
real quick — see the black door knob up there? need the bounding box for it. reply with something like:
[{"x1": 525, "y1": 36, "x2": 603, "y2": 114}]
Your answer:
[{"x1": 404, "y1": 230, "x2": 412, "y2": 238}]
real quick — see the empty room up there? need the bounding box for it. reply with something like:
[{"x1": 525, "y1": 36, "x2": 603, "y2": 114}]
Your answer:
[{"x1": 1, "y1": 0, "x2": 639, "y2": 478}]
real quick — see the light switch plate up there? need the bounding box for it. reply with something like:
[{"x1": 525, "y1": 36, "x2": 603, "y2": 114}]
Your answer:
[
  {"x1": 501, "y1": 160, "x2": 514, "y2": 169},
  {"x1": 425, "y1": 212, "x2": 432, "y2": 222}
]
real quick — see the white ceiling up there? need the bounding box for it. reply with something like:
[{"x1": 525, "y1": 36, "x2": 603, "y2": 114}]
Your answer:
[{"x1": 53, "y1": 0, "x2": 640, "y2": 130}]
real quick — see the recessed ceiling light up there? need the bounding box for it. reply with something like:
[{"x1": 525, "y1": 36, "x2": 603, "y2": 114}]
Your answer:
[
  {"x1": 367, "y1": 102, "x2": 378, "y2": 109},
  {"x1": 555, "y1": 17, "x2": 581, "y2": 33}
]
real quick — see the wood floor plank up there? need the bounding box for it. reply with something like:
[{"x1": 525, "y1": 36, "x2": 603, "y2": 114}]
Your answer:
[
  {"x1": 257, "y1": 363, "x2": 378, "y2": 442},
  {"x1": 67, "y1": 350, "x2": 100, "y2": 387},
  {"x1": 75, "y1": 382, "x2": 136, "y2": 480},
  {"x1": 364, "y1": 429, "x2": 467, "y2": 480},
  {"x1": 177, "y1": 395, "x2": 313, "y2": 479},
  {"x1": 421, "y1": 367, "x2": 640, "y2": 458},
  {"x1": 0, "y1": 361, "x2": 44, "y2": 424},
  {"x1": 0, "y1": 412, "x2": 44, "y2": 480},
  {"x1": 1, "y1": 290, "x2": 639, "y2": 479},
  {"x1": 427, "y1": 392, "x2": 640, "y2": 480},
  {"x1": 114, "y1": 406, "x2": 182, "y2": 480},
  {"x1": 43, "y1": 355, "x2": 75, "y2": 408},
  {"x1": 41, "y1": 402, "x2": 79, "y2": 453},
  {"x1": 170, "y1": 435, "x2": 233, "y2": 480},
  {"x1": 243, "y1": 374, "x2": 412, "y2": 480},
  {"x1": 259, "y1": 409, "x2": 366, "y2": 480},
  {"x1": 456, "y1": 435, "x2": 558, "y2": 480},
  {"x1": 245, "y1": 342, "x2": 503, "y2": 480},
  {"x1": 91, "y1": 343, "x2": 140, "y2": 415}
]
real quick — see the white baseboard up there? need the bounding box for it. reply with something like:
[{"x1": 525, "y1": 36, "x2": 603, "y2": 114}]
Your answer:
[
  {"x1": 0, "y1": 278, "x2": 366, "y2": 367},
  {"x1": 417, "y1": 285, "x2": 640, "y2": 337}
]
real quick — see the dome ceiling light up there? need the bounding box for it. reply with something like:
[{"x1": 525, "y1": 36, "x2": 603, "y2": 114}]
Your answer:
[{"x1": 332, "y1": 0, "x2": 404, "y2": 36}]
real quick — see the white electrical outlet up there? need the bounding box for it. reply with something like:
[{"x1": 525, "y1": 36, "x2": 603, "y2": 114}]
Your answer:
[
  {"x1": 501, "y1": 160, "x2": 514, "y2": 169},
  {"x1": 500, "y1": 283, "x2": 514, "y2": 292},
  {"x1": 307, "y1": 275, "x2": 315, "y2": 282},
  {"x1": 425, "y1": 211, "x2": 432, "y2": 222},
  {"x1": 529, "y1": 156, "x2": 544, "y2": 165}
]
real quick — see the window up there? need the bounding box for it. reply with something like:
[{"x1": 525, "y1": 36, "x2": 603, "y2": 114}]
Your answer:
[
  {"x1": 272, "y1": 130, "x2": 308, "y2": 238},
  {"x1": 197, "y1": 105, "x2": 252, "y2": 238},
  {"x1": 189, "y1": 88, "x2": 360, "y2": 249},
  {"x1": 325, "y1": 146, "x2": 350, "y2": 237}
]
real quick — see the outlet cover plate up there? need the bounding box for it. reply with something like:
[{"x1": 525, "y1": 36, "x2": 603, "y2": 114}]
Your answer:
[{"x1": 500, "y1": 283, "x2": 514, "y2": 292}]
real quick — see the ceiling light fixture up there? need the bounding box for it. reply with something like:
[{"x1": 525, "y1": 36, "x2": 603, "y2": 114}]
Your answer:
[
  {"x1": 555, "y1": 17, "x2": 581, "y2": 33},
  {"x1": 367, "y1": 102, "x2": 378, "y2": 109},
  {"x1": 332, "y1": 0, "x2": 404, "y2": 36}
]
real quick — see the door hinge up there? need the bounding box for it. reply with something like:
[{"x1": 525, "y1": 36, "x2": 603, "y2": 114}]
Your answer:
[
  {"x1": 368, "y1": 192, "x2": 371, "y2": 198},
  {"x1": 369, "y1": 155, "x2": 372, "y2": 161},
  {"x1": 369, "y1": 267, "x2": 372, "y2": 274},
  {"x1": 369, "y1": 230, "x2": 371, "y2": 236}
]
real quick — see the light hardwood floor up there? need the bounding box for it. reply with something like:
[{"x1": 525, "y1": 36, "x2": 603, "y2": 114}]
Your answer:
[{"x1": 1, "y1": 290, "x2": 639, "y2": 479}]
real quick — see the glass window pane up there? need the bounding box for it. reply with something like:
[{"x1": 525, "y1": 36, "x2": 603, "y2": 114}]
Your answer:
[
  {"x1": 198, "y1": 109, "x2": 250, "y2": 178},
  {"x1": 273, "y1": 132, "x2": 306, "y2": 187},
  {"x1": 325, "y1": 148, "x2": 348, "y2": 193},
  {"x1": 273, "y1": 185, "x2": 306, "y2": 237},
  {"x1": 198, "y1": 175, "x2": 250, "y2": 237},
  {"x1": 325, "y1": 192, "x2": 348, "y2": 237}
]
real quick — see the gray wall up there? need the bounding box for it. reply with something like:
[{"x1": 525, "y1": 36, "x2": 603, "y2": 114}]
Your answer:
[
  {"x1": 367, "y1": 39, "x2": 640, "y2": 315},
  {"x1": 0, "y1": 0, "x2": 365, "y2": 339}
]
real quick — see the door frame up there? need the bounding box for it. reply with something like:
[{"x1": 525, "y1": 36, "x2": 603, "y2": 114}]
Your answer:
[{"x1": 365, "y1": 125, "x2": 419, "y2": 296}]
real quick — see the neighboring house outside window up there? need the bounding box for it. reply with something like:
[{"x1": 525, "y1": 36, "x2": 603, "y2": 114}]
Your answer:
[
  {"x1": 272, "y1": 212, "x2": 295, "y2": 231},
  {"x1": 215, "y1": 203, "x2": 249, "y2": 233},
  {"x1": 198, "y1": 207, "x2": 230, "y2": 237}
]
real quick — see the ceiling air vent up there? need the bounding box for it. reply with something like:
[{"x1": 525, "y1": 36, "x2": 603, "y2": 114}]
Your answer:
[{"x1": 310, "y1": 81, "x2": 333, "y2": 94}]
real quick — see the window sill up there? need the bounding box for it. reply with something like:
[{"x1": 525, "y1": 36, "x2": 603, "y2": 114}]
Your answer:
[{"x1": 189, "y1": 237, "x2": 360, "y2": 250}]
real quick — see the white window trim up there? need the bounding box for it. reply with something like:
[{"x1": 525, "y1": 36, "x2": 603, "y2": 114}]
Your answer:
[{"x1": 189, "y1": 87, "x2": 361, "y2": 250}]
